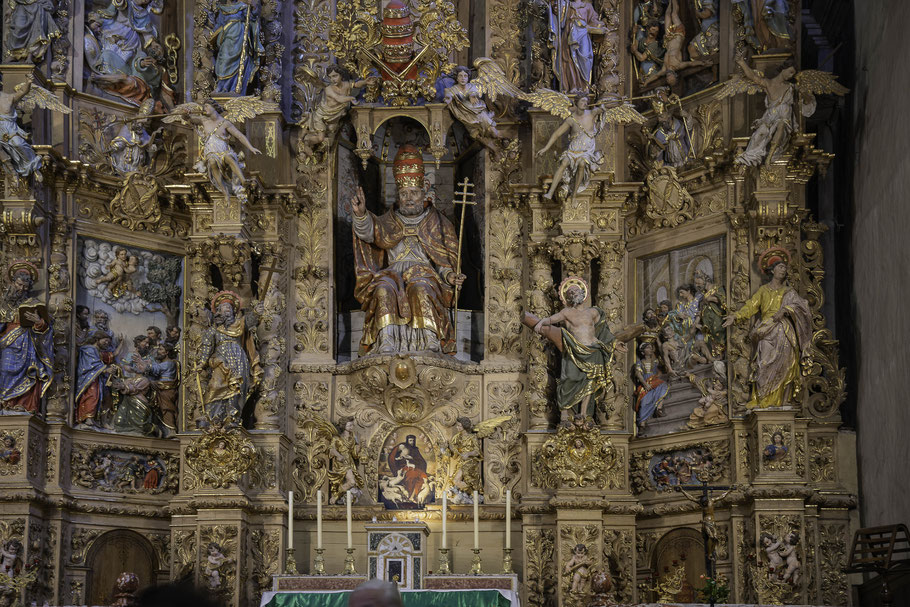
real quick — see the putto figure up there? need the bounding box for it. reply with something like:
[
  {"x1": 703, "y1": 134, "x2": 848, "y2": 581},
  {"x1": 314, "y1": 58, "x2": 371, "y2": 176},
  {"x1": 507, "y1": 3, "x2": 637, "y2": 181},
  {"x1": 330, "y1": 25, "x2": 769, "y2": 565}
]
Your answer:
[
  {"x1": 0, "y1": 262, "x2": 53, "y2": 414},
  {"x1": 196, "y1": 291, "x2": 261, "y2": 427},
  {"x1": 723, "y1": 247, "x2": 812, "y2": 408},
  {"x1": 350, "y1": 145, "x2": 465, "y2": 355}
]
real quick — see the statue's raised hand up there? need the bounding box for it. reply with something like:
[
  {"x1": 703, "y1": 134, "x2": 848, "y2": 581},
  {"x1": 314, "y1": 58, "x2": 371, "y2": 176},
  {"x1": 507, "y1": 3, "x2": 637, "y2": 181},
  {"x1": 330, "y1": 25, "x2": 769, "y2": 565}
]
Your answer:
[{"x1": 350, "y1": 186, "x2": 367, "y2": 217}]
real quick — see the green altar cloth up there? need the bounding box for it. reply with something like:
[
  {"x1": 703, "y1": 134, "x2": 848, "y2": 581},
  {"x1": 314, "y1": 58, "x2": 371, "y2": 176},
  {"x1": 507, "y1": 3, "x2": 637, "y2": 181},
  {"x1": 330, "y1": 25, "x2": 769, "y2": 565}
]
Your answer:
[{"x1": 264, "y1": 590, "x2": 513, "y2": 607}]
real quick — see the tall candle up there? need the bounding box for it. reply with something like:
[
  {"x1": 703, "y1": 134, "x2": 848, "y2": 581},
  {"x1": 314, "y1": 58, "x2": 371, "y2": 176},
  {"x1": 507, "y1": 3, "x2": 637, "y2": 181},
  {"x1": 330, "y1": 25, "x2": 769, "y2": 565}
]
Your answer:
[
  {"x1": 316, "y1": 489, "x2": 323, "y2": 550},
  {"x1": 442, "y1": 492, "x2": 448, "y2": 549},
  {"x1": 346, "y1": 490, "x2": 353, "y2": 549},
  {"x1": 505, "y1": 489, "x2": 511, "y2": 549},
  {"x1": 473, "y1": 491, "x2": 479, "y2": 549},
  {"x1": 288, "y1": 490, "x2": 294, "y2": 550}
]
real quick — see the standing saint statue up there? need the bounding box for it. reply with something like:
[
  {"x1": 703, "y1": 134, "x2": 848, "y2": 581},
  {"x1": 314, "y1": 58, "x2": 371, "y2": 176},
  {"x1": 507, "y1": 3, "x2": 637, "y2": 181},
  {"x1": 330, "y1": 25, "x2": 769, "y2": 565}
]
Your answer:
[
  {"x1": 547, "y1": 0, "x2": 605, "y2": 94},
  {"x1": 6, "y1": 0, "x2": 61, "y2": 63},
  {"x1": 0, "y1": 262, "x2": 53, "y2": 414},
  {"x1": 723, "y1": 247, "x2": 811, "y2": 408},
  {"x1": 196, "y1": 291, "x2": 261, "y2": 427},
  {"x1": 350, "y1": 145, "x2": 465, "y2": 355},
  {"x1": 212, "y1": 0, "x2": 264, "y2": 94},
  {"x1": 522, "y1": 277, "x2": 642, "y2": 421}
]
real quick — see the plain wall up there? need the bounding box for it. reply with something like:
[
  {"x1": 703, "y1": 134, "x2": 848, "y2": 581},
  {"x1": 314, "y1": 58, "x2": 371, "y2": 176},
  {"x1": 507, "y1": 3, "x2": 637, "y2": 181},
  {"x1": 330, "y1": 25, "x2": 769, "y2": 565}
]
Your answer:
[{"x1": 853, "y1": 0, "x2": 910, "y2": 528}]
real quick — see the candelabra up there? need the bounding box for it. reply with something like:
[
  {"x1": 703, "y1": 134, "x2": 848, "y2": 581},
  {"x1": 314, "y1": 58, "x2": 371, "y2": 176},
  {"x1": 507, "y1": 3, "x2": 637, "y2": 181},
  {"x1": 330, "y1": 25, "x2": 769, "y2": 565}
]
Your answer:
[
  {"x1": 437, "y1": 548, "x2": 451, "y2": 574},
  {"x1": 284, "y1": 548, "x2": 297, "y2": 574},
  {"x1": 501, "y1": 548, "x2": 513, "y2": 574},
  {"x1": 470, "y1": 548, "x2": 483, "y2": 575},
  {"x1": 343, "y1": 548, "x2": 357, "y2": 575},
  {"x1": 313, "y1": 548, "x2": 326, "y2": 575}
]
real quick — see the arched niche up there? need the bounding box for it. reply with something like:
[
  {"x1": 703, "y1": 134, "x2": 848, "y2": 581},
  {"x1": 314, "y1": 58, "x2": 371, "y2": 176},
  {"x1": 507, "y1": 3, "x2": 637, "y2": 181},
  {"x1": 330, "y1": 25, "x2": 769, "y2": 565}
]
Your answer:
[
  {"x1": 85, "y1": 529, "x2": 159, "y2": 605},
  {"x1": 647, "y1": 527, "x2": 707, "y2": 603}
]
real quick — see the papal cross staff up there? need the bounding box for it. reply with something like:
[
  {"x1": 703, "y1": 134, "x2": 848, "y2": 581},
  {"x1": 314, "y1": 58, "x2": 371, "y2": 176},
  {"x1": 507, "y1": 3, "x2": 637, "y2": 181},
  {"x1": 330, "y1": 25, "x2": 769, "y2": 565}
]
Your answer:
[{"x1": 451, "y1": 178, "x2": 475, "y2": 340}]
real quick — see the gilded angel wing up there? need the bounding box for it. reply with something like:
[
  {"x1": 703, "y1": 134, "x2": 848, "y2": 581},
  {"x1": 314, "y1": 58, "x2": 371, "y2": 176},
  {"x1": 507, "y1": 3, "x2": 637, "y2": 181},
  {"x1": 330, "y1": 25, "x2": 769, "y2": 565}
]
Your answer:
[
  {"x1": 686, "y1": 373, "x2": 709, "y2": 397},
  {"x1": 598, "y1": 102, "x2": 647, "y2": 125},
  {"x1": 522, "y1": 87, "x2": 573, "y2": 119},
  {"x1": 714, "y1": 73, "x2": 765, "y2": 100},
  {"x1": 162, "y1": 102, "x2": 203, "y2": 125},
  {"x1": 17, "y1": 83, "x2": 72, "y2": 115},
  {"x1": 473, "y1": 415, "x2": 513, "y2": 439},
  {"x1": 472, "y1": 57, "x2": 525, "y2": 103},
  {"x1": 222, "y1": 95, "x2": 281, "y2": 123},
  {"x1": 794, "y1": 70, "x2": 849, "y2": 97}
]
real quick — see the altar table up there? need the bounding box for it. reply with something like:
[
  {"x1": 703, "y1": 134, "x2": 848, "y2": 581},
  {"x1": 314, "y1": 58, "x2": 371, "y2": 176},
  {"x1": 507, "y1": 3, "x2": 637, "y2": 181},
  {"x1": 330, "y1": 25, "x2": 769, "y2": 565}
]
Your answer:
[{"x1": 261, "y1": 589, "x2": 519, "y2": 607}]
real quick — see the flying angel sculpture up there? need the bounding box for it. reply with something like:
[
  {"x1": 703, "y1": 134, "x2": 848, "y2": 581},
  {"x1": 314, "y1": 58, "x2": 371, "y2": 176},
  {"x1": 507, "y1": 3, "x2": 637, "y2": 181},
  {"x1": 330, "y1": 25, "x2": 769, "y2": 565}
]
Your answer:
[
  {"x1": 0, "y1": 77, "x2": 72, "y2": 184},
  {"x1": 718, "y1": 58, "x2": 848, "y2": 167},
  {"x1": 163, "y1": 96, "x2": 278, "y2": 201},
  {"x1": 468, "y1": 58, "x2": 646, "y2": 201}
]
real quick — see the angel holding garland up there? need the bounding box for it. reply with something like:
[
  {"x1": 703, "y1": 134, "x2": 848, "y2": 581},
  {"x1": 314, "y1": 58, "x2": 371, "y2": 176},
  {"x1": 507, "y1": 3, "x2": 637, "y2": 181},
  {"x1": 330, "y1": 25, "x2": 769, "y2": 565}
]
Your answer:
[
  {"x1": 0, "y1": 76, "x2": 71, "y2": 184},
  {"x1": 163, "y1": 96, "x2": 277, "y2": 201},
  {"x1": 719, "y1": 58, "x2": 848, "y2": 166}
]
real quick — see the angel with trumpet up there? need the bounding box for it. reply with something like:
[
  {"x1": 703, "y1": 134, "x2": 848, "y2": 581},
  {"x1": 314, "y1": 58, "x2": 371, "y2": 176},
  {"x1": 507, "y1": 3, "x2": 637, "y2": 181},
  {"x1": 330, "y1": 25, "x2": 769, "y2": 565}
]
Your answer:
[
  {"x1": 718, "y1": 58, "x2": 848, "y2": 166},
  {"x1": 470, "y1": 58, "x2": 646, "y2": 202},
  {"x1": 162, "y1": 96, "x2": 278, "y2": 200},
  {"x1": 0, "y1": 75, "x2": 71, "y2": 184}
]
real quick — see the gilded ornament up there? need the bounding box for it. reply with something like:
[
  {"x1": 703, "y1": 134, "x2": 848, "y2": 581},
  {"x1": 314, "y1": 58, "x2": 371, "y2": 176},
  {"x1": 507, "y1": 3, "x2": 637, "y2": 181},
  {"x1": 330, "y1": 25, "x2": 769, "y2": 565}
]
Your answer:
[
  {"x1": 532, "y1": 416, "x2": 622, "y2": 489},
  {"x1": 184, "y1": 428, "x2": 257, "y2": 489}
]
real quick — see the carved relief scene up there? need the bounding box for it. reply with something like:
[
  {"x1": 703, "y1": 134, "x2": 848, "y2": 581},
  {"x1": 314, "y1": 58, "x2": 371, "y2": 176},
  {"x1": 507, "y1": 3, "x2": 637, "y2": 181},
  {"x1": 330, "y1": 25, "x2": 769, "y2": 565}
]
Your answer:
[{"x1": 0, "y1": 0, "x2": 882, "y2": 605}]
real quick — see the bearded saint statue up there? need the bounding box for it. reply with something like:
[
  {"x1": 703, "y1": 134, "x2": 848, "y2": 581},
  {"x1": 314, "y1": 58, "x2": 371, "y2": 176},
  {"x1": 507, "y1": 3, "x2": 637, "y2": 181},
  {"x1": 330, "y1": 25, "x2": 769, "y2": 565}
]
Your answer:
[{"x1": 349, "y1": 145, "x2": 465, "y2": 355}]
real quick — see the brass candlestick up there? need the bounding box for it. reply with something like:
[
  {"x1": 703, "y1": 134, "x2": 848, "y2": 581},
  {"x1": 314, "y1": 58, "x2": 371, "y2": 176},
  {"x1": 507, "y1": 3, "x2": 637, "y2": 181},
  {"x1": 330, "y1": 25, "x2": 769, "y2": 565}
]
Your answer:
[
  {"x1": 437, "y1": 548, "x2": 452, "y2": 574},
  {"x1": 313, "y1": 548, "x2": 326, "y2": 575},
  {"x1": 470, "y1": 548, "x2": 483, "y2": 575},
  {"x1": 285, "y1": 548, "x2": 298, "y2": 574},
  {"x1": 501, "y1": 548, "x2": 513, "y2": 574},
  {"x1": 343, "y1": 548, "x2": 357, "y2": 575}
]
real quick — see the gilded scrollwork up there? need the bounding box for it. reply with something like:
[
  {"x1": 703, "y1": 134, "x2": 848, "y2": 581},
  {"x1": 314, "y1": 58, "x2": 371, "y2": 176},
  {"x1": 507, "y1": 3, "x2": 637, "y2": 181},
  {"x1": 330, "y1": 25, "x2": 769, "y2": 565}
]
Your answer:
[
  {"x1": 603, "y1": 529, "x2": 633, "y2": 604},
  {"x1": 808, "y1": 436, "x2": 834, "y2": 482},
  {"x1": 184, "y1": 429, "x2": 257, "y2": 490},
  {"x1": 532, "y1": 416, "x2": 622, "y2": 490},
  {"x1": 818, "y1": 523, "x2": 848, "y2": 607},
  {"x1": 487, "y1": 204, "x2": 524, "y2": 358},
  {"x1": 70, "y1": 527, "x2": 103, "y2": 565},
  {"x1": 174, "y1": 530, "x2": 197, "y2": 579},
  {"x1": 249, "y1": 529, "x2": 280, "y2": 600},
  {"x1": 485, "y1": 381, "x2": 523, "y2": 502},
  {"x1": 526, "y1": 529, "x2": 557, "y2": 607},
  {"x1": 293, "y1": 205, "x2": 330, "y2": 356}
]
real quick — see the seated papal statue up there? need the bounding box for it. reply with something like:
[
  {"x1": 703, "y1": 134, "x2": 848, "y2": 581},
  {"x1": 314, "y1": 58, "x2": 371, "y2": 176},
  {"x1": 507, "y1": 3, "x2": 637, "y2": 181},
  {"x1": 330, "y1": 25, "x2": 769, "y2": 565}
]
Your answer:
[{"x1": 350, "y1": 145, "x2": 465, "y2": 355}]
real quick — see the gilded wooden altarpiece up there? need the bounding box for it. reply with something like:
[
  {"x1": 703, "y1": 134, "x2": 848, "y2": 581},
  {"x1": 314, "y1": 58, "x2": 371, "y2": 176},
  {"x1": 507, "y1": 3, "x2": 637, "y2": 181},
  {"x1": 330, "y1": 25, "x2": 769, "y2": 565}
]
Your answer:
[{"x1": 0, "y1": 0, "x2": 856, "y2": 605}]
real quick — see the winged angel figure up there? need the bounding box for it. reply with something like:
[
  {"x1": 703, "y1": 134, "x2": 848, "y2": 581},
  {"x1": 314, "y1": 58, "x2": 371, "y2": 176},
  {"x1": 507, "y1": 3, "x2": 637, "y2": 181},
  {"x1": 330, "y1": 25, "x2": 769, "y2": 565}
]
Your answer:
[
  {"x1": 437, "y1": 414, "x2": 512, "y2": 502},
  {"x1": 163, "y1": 96, "x2": 278, "y2": 201},
  {"x1": 0, "y1": 77, "x2": 71, "y2": 185},
  {"x1": 718, "y1": 58, "x2": 849, "y2": 166},
  {"x1": 471, "y1": 58, "x2": 645, "y2": 202}
]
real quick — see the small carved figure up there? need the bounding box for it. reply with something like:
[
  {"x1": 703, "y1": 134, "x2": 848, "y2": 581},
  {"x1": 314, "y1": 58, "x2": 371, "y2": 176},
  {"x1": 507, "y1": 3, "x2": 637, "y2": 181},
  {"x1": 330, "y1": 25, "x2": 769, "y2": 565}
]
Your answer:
[
  {"x1": 447, "y1": 415, "x2": 510, "y2": 496},
  {"x1": 633, "y1": 341, "x2": 669, "y2": 432},
  {"x1": 5, "y1": 0, "x2": 61, "y2": 63},
  {"x1": 204, "y1": 542, "x2": 227, "y2": 589},
  {"x1": 778, "y1": 531, "x2": 800, "y2": 585},
  {"x1": 443, "y1": 66, "x2": 506, "y2": 154},
  {"x1": 687, "y1": 374, "x2": 729, "y2": 429},
  {"x1": 762, "y1": 431, "x2": 788, "y2": 462},
  {"x1": 717, "y1": 59, "x2": 848, "y2": 166},
  {"x1": 677, "y1": 484, "x2": 734, "y2": 563},
  {"x1": 0, "y1": 540, "x2": 22, "y2": 576},
  {"x1": 688, "y1": 0, "x2": 719, "y2": 59},
  {"x1": 646, "y1": 87, "x2": 691, "y2": 168},
  {"x1": 0, "y1": 262, "x2": 53, "y2": 414},
  {"x1": 659, "y1": 324, "x2": 684, "y2": 376},
  {"x1": 349, "y1": 146, "x2": 464, "y2": 355},
  {"x1": 0, "y1": 77, "x2": 71, "y2": 184},
  {"x1": 731, "y1": 0, "x2": 791, "y2": 52},
  {"x1": 546, "y1": 0, "x2": 606, "y2": 94},
  {"x1": 196, "y1": 291, "x2": 262, "y2": 428},
  {"x1": 694, "y1": 270, "x2": 726, "y2": 356},
  {"x1": 640, "y1": 0, "x2": 710, "y2": 87},
  {"x1": 0, "y1": 436, "x2": 21, "y2": 465},
  {"x1": 211, "y1": 0, "x2": 264, "y2": 94},
  {"x1": 631, "y1": 19, "x2": 665, "y2": 83},
  {"x1": 523, "y1": 277, "x2": 642, "y2": 421},
  {"x1": 536, "y1": 95, "x2": 644, "y2": 201},
  {"x1": 760, "y1": 532, "x2": 785, "y2": 575},
  {"x1": 723, "y1": 247, "x2": 811, "y2": 408},
  {"x1": 328, "y1": 416, "x2": 364, "y2": 503},
  {"x1": 107, "y1": 100, "x2": 160, "y2": 175},
  {"x1": 299, "y1": 65, "x2": 371, "y2": 161},
  {"x1": 564, "y1": 543, "x2": 594, "y2": 594},
  {"x1": 163, "y1": 96, "x2": 277, "y2": 201},
  {"x1": 132, "y1": 342, "x2": 180, "y2": 434},
  {"x1": 95, "y1": 248, "x2": 139, "y2": 298},
  {"x1": 142, "y1": 458, "x2": 163, "y2": 489}
]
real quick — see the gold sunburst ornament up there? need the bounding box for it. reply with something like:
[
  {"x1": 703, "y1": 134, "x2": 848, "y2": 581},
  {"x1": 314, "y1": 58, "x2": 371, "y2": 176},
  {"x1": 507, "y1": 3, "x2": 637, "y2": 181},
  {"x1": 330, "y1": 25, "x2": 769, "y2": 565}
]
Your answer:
[{"x1": 184, "y1": 428, "x2": 257, "y2": 489}]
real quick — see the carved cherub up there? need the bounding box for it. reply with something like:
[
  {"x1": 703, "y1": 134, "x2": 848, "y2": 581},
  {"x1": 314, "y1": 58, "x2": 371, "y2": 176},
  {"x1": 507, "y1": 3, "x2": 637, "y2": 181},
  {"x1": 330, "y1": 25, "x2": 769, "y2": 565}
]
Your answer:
[
  {"x1": 0, "y1": 76, "x2": 72, "y2": 185},
  {"x1": 446, "y1": 415, "x2": 511, "y2": 497},
  {"x1": 298, "y1": 65, "x2": 372, "y2": 161},
  {"x1": 716, "y1": 58, "x2": 848, "y2": 166},
  {"x1": 564, "y1": 543, "x2": 594, "y2": 595},
  {"x1": 163, "y1": 96, "x2": 278, "y2": 201}
]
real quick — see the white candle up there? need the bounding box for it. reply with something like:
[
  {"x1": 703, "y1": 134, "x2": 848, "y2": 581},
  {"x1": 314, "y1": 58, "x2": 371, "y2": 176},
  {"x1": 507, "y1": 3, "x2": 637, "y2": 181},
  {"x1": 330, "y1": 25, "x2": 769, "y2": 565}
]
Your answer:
[
  {"x1": 317, "y1": 489, "x2": 323, "y2": 550},
  {"x1": 442, "y1": 492, "x2": 448, "y2": 549},
  {"x1": 288, "y1": 490, "x2": 294, "y2": 550},
  {"x1": 346, "y1": 490, "x2": 353, "y2": 549},
  {"x1": 505, "y1": 490, "x2": 511, "y2": 550},
  {"x1": 473, "y1": 491, "x2": 479, "y2": 549}
]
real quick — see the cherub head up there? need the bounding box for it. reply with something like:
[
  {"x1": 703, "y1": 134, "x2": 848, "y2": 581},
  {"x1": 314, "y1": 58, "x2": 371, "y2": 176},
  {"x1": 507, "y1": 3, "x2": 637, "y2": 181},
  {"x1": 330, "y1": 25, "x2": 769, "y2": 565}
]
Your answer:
[
  {"x1": 454, "y1": 66, "x2": 471, "y2": 85},
  {"x1": 760, "y1": 532, "x2": 776, "y2": 547},
  {"x1": 457, "y1": 416, "x2": 473, "y2": 432},
  {"x1": 114, "y1": 247, "x2": 128, "y2": 261},
  {"x1": 573, "y1": 543, "x2": 588, "y2": 556}
]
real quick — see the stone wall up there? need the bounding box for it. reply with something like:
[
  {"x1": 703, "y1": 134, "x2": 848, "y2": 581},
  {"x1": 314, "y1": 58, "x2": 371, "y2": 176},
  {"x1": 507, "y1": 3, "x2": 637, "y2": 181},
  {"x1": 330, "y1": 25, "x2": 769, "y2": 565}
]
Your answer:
[{"x1": 853, "y1": 0, "x2": 910, "y2": 528}]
